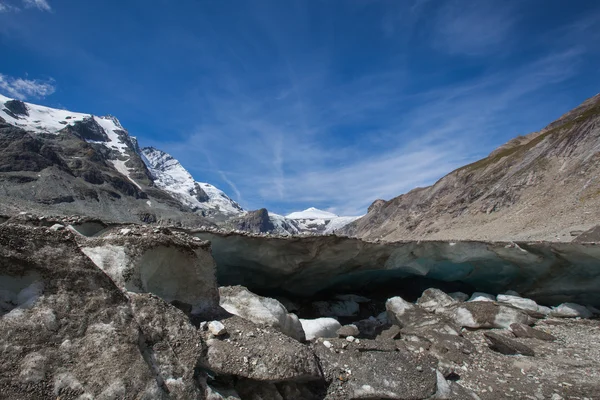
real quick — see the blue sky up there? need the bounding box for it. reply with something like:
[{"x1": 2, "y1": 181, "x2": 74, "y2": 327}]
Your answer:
[{"x1": 1, "y1": 0, "x2": 600, "y2": 216}]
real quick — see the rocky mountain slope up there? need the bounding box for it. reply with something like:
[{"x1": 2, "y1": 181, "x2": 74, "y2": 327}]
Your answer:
[
  {"x1": 342, "y1": 94, "x2": 600, "y2": 241},
  {"x1": 0, "y1": 94, "x2": 359, "y2": 235}
]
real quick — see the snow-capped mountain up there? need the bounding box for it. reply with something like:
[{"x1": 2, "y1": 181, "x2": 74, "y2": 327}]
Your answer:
[
  {"x1": 285, "y1": 207, "x2": 362, "y2": 234},
  {"x1": 0, "y1": 94, "x2": 360, "y2": 235},
  {"x1": 0, "y1": 94, "x2": 143, "y2": 190},
  {"x1": 141, "y1": 147, "x2": 244, "y2": 218}
]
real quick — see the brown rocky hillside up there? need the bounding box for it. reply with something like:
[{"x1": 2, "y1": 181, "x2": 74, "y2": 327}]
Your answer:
[{"x1": 341, "y1": 94, "x2": 600, "y2": 241}]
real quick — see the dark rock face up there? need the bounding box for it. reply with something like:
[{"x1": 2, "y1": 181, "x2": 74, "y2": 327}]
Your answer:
[
  {"x1": 510, "y1": 323, "x2": 556, "y2": 341},
  {"x1": 3, "y1": 99, "x2": 29, "y2": 117},
  {"x1": 192, "y1": 182, "x2": 210, "y2": 203},
  {"x1": 62, "y1": 116, "x2": 109, "y2": 142},
  {"x1": 231, "y1": 208, "x2": 274, "y2": 233},
  {"x1": 574, "y1": 225, "x2": 600, "y2": 242},
  {"x1": 0, "y1": 124, "x2": 66, "y2": 172},
  {"x1": 484, "y1": 331, "x2": 535, "y2": 356}
]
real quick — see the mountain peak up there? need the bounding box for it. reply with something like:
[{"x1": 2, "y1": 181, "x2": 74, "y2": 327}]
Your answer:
[{"x1": 286, "y1": 207, "x2": 338, "y2": 220}]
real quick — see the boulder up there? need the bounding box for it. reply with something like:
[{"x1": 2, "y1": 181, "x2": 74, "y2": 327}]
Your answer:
[
  {"x1": 450, "y1": 301, "x2": 532, "y2": 329},
  {"x1": 483, "y1": 331, "x2": 535, "y2": 356},
  {"x1": 496, "y1": 294, "x2": 549, "y2": 316},
  {"x1": 550, "y1": 303, "x2": 593, "y2": 318},
  {"x1": 336, "y1": 324, "x2": 360, "y2": 338},
  {"x1": 201, "y1": 315, "x2": 322, "y2": 382},
  {"x1": 314, "y1": 338, "x2": 438, "y2": 399},
  {"x1": 417, "y1": 288, "x2": 457, "y2": 313},
  {"x1": 509, "y1": 323, "x2": 556, "y2": 341},
  {"x1": 354, "y1": 316, "x2": 388, "y2": 338},
  {"x1": 219, "y1": 285, "x2": 305, "y2": 341},
  {"x1": 387, "y1": 296, "x2": 461, "y2": 336},
  {"x1": 208, "y1": 320, "x2": 227, "y2": 336},
  {"x1": 300, "y1": 317, "x2": 342, "y2": 341},
  {"x1": 468, "y1": 292, "x2": 495, "y2": 302}
]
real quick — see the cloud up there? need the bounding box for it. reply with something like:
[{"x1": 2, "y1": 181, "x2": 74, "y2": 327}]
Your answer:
[
  {"x1": 431, "y1": 0, "x2": 516, "y2": 56},
  {"x1": 0, "y1": 1, "x2": 19, "y2": 12},
  {"x1": 22, "y1": 0, "x2": 50, "y2": 11},
  {"x1": 0, "y1": 73, "x2": 56, "y2": 100},
  {"x1": 145, "y1": 44, "x2": 582, "y2": 216}
]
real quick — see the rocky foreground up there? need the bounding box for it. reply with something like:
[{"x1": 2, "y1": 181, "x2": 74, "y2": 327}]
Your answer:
[{"x1": 1, "y1": 219, "x2": 600, "y2": 399}]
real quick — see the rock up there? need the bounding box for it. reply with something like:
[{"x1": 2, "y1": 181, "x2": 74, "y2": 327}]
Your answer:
[
  {"x1": 496, "y1": 294, "x2": 549, "y2": 317},
  {"x1": 434, "y1": 370, "x2": 452, "y2": 399},
  {"x1": 234, "y1": 380, "x2": 323, "y2": 400},
  {"x1": 504, "y1": 290, "x2": 521, "y2": 296},
  {"x1": 417, "y1": 288, "x2": 457, "y2": 313},
  {"x1": 550, "y1": 302, "x2": 593, "y2": 318},
  {"x1": 336, "y1": 324, "x2": 360, "y2": 338},
  {"x1": 219, "y1": 285, "x2": 305, "y2": 341},
  {"x1": 483, "y1": 331, "x2": 535, "y2": 356},
  {"x1": 314, "y1": 338, "x2": 437, "y2": 399},
  {"x1": 300, "y1": 317, "x2": 342, "y2": 341},
  {"x1": 387, "y1": 296, "x2": 461, "y2": 336},
  {"x1": 202, "y1": 315, "x2": 322, "y2": 382},
  {"x1": 451, "y1": 301, "x2": 533, "y2": 329},
  {"x1": 130, "y1": 293, "x2": 206, "y2": 398},
  {"x1": 354, "y1": 316, "x2": 388, "y2": 338},
  {"x1": 510, "y1": 323, "x2": 556, "y2": 341},
  {"x1": 208, "y1": 320, "x2": 227, "y2": 336},
  {"x1": 468, "y1": 292, "x2": 495, "y2": 302},
  {"x1": 49, "y1": 223, "x2": 64, "y2": 231},
  {"x1": 377, "y1": 324, "x2": 402, "y2": 340},
  {"x1": 0, "y1": 224, "x2": 174, "y2": 398},
  {"x1": 423, "y1": 332, "x2": 476, "y2": 376},
  {"x1": 587, "y1": 304, "x2": 600, "y2": 315},
  {"x1": 313, "y1": 299, "x2": 359, "y2": 317},
  {"x1": 206, "y1": 384, "x2": 241, "y2": 400},
  {"x1": 448, "y1": 291, "x2": 469, "y2": 302}
]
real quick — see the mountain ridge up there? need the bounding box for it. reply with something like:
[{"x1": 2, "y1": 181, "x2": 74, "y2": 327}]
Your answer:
[{"x1": 341, "y1": 93, "x2": 600, "y2": 241}]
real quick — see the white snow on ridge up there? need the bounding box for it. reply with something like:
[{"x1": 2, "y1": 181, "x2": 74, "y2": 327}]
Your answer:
[
  {"x1": 268, "y1": 213, "x2": 300, "y2": 235},
  {"x1": 286, "y1": 207, "x2": 338, "y2": 220},
  {"x1": 141, "y1": 147, "x2": 244, "y2": 216},
  {"x1": 0, "y1": 94, "x2": 88, "y2": 133},
  {"x1": 285, "y1": 207, "x2": 362, "y2": 234},
  {"x1": 322, "y1": 215, "x2": 362, "y2": 233}
]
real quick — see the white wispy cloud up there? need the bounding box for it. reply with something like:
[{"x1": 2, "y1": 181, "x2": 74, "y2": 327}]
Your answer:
[
  {"x1": 0, "y1": 73, "x2": 55, "y2": 100},
  {"x1": 430, "y1": 0, "x2": 517, "y2": 56},
  {"x1": 0, "y1": 1, "x2": 18, "y2": 12},
  {"x1": 147, "y1": 45, "x2": 583, "y2": 216},
  {"x1": 23, "y1": 0, "x2": 50, "y2": 11}
]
